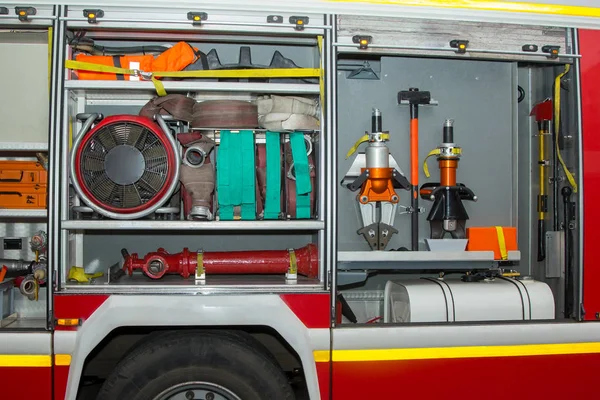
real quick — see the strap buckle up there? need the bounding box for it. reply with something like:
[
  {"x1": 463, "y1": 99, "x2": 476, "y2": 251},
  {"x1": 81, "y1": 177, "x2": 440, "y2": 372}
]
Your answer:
[{"x1": 133, "y1": 70, "x2": 153, "y2": 80}]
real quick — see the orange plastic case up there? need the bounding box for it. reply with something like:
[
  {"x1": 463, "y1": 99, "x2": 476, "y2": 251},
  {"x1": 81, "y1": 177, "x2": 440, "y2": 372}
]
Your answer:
[
  {"x1": 0, "y1": 161, "x2": 47, "y2": 184},
  {"x1": 466, "y1": 227, "x2": 518, "y2": 260},
  {"x1": 0, "y1": 184, "x2": 47, "y2": 208}
]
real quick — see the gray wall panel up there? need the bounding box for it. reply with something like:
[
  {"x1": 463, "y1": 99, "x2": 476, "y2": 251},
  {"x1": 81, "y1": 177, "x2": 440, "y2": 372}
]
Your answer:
[{"x1": 338, "y1": 56, "x2": 515, "y2": 251}]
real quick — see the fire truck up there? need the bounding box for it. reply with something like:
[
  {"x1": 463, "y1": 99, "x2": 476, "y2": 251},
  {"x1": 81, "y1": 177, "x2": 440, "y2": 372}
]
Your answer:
[{"x1": 1, "y1": 0, "x2": 600, "y2": 399}]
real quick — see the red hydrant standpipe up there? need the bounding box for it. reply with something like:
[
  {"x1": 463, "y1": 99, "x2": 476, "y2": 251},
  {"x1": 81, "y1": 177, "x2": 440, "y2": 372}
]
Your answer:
[{"x1": 123, "y1": 244, "x2": 319, "y2": 279}]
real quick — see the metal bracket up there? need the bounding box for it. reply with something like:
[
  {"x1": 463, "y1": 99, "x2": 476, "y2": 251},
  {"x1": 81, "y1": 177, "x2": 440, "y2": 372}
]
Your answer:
[
  {"x1": 542, "y1": 45, "x2": 560, "y2": 59},
  {"x1": 15, "y1": 7, "x2": 36, "y2": 22},
  {"x1": 352, "y1": 35, "x2": 372, "y2": 50},
  {"x1": 267, "y1": 15, "x2": 283, "y2": 23},
  {"x1": 450, "y1": 39, "x2": 469, "y2": 54},
  {"x1": 522, "y1": 44, "x2": 539, "y2": 52},
  {"x1": 0, "y1": 7, "x2": 8, "y2": 15},
  {"x1": 187, "y1": 11, "x2": 208, "y2": 26},
  {"x1": 83, "y1": 9, "x2": 104, "y2": 24},
  {"x1": 289, "y1": 16, "x2": 309, "y2": 30},
  {"x1": 286, "y1": 249, "x2": 298, "y2": 282},
  {"x1": 195, "y1": 250, "x2": 205, "y2": 284}
]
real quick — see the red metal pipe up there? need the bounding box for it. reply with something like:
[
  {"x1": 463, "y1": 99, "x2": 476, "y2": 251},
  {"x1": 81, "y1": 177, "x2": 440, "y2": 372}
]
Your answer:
[{"x1": 123, "y1": 244, "x2": 318, "y2": 279}]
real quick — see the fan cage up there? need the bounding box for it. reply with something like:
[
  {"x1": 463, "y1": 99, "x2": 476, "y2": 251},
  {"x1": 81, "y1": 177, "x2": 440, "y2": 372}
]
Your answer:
[{"x1": 73, "y1": 115, "x2": 177, "y2": 214}]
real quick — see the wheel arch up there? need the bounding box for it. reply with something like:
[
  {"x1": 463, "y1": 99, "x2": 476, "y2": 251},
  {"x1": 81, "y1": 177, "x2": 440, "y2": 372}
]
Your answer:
[{"x1": 54, "y1": 294, "x2": 330, "y2": 400}]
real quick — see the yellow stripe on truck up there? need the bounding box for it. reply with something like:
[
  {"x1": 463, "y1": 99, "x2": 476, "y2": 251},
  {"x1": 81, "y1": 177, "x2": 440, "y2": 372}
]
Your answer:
[
  {"x1": 326, "y1": 0, "x2": 600, "y2": 18},
  {"x1": 0, "y1": 355, "x2": 52, "y2": 367},
  {"x1": 314, "y1": 342, "x2": 600, "y2": 362},
  {"x1": 0, "y1": 354, "x2": 72, "y2": 367}
]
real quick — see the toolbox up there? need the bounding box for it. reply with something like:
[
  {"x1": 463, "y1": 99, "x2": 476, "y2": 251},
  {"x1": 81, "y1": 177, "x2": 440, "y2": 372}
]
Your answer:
[
  {"x1": 0, "y1": 184, "x2": 47, "y2": 209},
  {"x1": 0, "y1": 161, "x2": 47, "y2": 184},
  {"x1": 466, "y1": 227, "x2": 518, "y2": 260}
]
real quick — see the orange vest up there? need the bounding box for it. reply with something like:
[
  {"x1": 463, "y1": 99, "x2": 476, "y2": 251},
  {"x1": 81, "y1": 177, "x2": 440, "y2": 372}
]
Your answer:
[{"x1": 74, "y1": 41, "x2": 199, "y2": 80}]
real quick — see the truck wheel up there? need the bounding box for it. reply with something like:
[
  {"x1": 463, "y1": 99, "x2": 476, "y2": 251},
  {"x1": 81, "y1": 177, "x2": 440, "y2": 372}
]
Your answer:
[{"x1": 96, "y1": 331, "x2": 295, "y2": 400}]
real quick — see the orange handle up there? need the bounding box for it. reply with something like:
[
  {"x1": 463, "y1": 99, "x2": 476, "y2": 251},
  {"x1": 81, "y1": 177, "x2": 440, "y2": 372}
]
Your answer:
[{"x1": 410, "y1": 118, "x2": 419, "y2": 186}]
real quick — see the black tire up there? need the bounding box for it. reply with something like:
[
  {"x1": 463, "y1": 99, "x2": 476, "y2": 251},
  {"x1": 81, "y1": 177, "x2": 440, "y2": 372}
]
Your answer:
[{"x1": 96, "y1": 330, "x2": 295, "y2": 400}]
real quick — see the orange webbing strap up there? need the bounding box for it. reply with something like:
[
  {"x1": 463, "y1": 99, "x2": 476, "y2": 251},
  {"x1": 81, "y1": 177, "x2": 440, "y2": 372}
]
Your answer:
[{"x1": 410, "y1": 118, "x2": 419, "y2": 192}]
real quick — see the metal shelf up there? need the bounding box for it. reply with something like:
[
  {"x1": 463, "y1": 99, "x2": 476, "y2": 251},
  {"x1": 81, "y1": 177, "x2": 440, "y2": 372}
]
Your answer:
[
  {"x1": 0, "y1": 209, "x2": 47, "y2": 218},
  {"x1": 338, "y1": 250, "x2": 521, "y2": 263},
  {"x1": 62, "y1": 274, "x2": 324, "y2": 294},
  {"x1": 61, "y1": 219, "x2": 324, "y2": 231},
  {"x1": 64, "y1": 80, "x2": 320, "y2": 94},
  {"x1": 0, "y1": 142, "x2": 48, "y2": 152}
]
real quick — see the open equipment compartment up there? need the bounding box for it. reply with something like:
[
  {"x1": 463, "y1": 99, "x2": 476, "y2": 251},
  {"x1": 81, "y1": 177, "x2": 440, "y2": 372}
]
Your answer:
[
  {"x1": 56, "y1": 6, "x2": 331, "y2": 291},
  {"x1": 334, "y1": 15, "x2": 581, "y2": 325},
  {"x1": 0, "y1": 4, "x2": 54, "y2": 330}
]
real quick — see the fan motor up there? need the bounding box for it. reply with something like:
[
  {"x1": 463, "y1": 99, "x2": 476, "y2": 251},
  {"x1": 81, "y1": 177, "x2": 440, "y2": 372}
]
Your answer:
[{"x1": 71, "y1": 115, "x2": 180, "y2": 219}]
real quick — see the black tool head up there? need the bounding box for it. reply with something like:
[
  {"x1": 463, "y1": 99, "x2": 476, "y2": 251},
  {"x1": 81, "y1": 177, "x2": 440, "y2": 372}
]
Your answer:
[{"x1": 398, "y1": 88, "x2": 431, "y2": 105}]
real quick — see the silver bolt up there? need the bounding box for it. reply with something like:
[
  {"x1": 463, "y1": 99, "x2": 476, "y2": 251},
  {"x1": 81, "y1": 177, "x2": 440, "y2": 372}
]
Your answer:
[
  {"x1": 368, "y1": 229, "x2": 376, "y2": 238},
  {"x1": 382, "y1": 229, "x2": 389, "y2": 237},
  {"x1": 360, "y1": 196, "x2": 369, "y2": 203},
  {"x1": 205, "y1": 393, "x2": 215, "y2": 400},
  {"x1": 391, "y1": 195, "x2": 399, "y2": 202},
  {"x1": 185, "y1": 391, "x2": 195, "y2": 399}
]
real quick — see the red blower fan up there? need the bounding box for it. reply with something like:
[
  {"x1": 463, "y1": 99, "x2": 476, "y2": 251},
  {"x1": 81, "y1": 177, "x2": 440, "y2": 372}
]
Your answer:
[{"x1": 70, "y1": 114, "x2": 180, "y2": 219}]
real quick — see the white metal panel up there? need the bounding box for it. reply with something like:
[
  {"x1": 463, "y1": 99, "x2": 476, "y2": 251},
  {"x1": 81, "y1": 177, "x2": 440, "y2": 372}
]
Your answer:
[
  {"x1": 0, "y1": 31, "x2": 50, "y2": 144},
  {"x1": 26, "y1": 0, "x2": 600, "y2": 28}
]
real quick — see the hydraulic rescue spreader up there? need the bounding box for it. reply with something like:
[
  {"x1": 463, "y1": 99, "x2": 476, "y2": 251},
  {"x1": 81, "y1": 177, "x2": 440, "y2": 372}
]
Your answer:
[{"x1": 342, "y1": 109, "x2": 410, "y2": 250}]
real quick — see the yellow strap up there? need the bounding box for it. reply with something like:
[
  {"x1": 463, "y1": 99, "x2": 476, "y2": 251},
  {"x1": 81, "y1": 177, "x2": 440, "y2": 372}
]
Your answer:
[
  {"x1": 423, "y1": 148, "x2": 462, "y2": 178},
  {"x1": 196, "y1": 252, "x2": 205, "y2": 278},
  {"x1": 67, "y1": 266, "x2": 104, "y2": 283},
  {"x1": 65, "y1": 60, "x2": 321, "y2": 97},
  {"x1": 495, "y1": 226, "x2": 508, "y2": 261},
  {"x1": 47, "y1": 27, "x2": 53, "y2": 92},
  {"x1": 346, "y1": 133, "x2": 390, "y2": 159},
  {"x1": 317, "y1": 35, "x2": 325, "y2": 118},
  {"x1": 554, "y1": 64, "x2": 578, "y2": 193},
  {"x1": 289, "y1": 250, "x2": 298, "y2": 275}
]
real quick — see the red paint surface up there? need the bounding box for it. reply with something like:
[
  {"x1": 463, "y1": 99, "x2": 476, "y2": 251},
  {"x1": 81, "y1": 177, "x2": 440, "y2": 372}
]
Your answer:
[
  {"x1": 54, "y1": 365, "x2": 70, "y2": 400},
  {"x1": 54, "y1": 294, "x2": 108, "y2": 330},
  {"x1": 332, "y1": 353, "x2": 600, "y2": 399},
  {"x1": 315, "y1": 361, "x2": 331, "y2": 400},
  {"x1": 280, "y1": 293, "x2": 330, "y2": 328},
  {"x1": 0, "y1": 367, "x2": 51, "y2": 399},
  {"x1": 579, "y1": 30, "x2": 600, "y2": 320}
]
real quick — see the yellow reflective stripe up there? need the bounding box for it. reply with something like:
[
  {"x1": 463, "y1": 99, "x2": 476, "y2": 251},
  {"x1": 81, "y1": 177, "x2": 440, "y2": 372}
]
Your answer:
[
  {"x1": 0, "y1": 354, "x2": 72, "y2": 367},
  {"x1": 495, "y1": 225, "x2": 508, "y2": 260},
  {"x1": 0, "y1": 355, "x2": 51, "y2": 367},
  {"x1": 55, "y1": 354, "x2": 72, "y2": 366},
  {"x1": 314, "y1": 342, "x2": 600, "y2": 363},
  {"x1": 313, "y1": 350, "x2": 330, "y2": 362},
  {"x1": 326, "y1": 0, "x2": 600, "y2": 18}
]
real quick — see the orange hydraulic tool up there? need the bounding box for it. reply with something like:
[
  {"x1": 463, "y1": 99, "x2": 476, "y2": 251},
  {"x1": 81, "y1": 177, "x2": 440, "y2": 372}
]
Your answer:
[
  {"x1": 398, "y1": 88, "x2": 436, "y2": 250},
  {"x1": 420, "y1": 120, "x2": 477, "y2": 239},
  {"x1": 344, "y1": 109, "x2": 410, "y2": 250}
]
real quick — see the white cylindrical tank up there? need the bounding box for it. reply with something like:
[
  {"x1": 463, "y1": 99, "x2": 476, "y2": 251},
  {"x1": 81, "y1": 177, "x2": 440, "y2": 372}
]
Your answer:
[{"x1": 383, "y1": 277, "x2": 555, "y2": 323}]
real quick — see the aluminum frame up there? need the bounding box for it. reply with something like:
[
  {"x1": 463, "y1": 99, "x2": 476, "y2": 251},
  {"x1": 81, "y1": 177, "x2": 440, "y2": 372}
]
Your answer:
[{"x1": 54, "y1": 6, "x2": 330, "y2": 292}]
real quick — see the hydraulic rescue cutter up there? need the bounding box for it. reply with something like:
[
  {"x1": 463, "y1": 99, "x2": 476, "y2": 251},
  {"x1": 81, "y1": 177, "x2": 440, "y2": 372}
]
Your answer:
[
  {"x1": 342, "y1": 109, "x2": 410, "y2": 250},
  {"x1": 421, "y1": 119, "x2": 477, "y2": 239}
]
